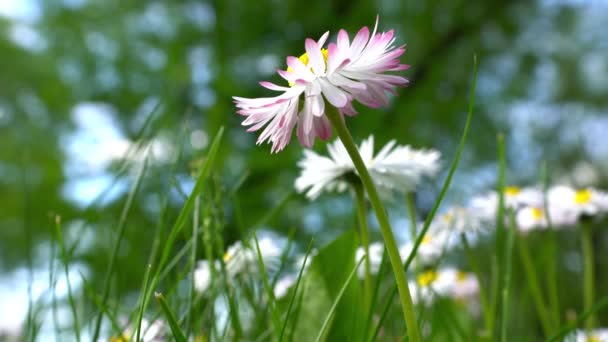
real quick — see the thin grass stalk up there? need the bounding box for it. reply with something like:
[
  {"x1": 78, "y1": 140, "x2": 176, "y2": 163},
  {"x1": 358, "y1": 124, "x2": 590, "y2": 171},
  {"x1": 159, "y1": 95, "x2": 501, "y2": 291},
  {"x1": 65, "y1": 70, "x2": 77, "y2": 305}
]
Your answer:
[
  {"x1": 460, "y1": 233, "x2": 491, "y2": 333},
  {"x1": 500, "y1": 212, "x2": 516, "y2": 342},
  {"x1": 517, "y1": 233, "x2": 553, "y2": 336},
  {"x1": 353, "y1": 182, "x2": 373, "y2": 311},
  {"x1": 581, "y1": 222, "x2": 596, "y2": 329}
]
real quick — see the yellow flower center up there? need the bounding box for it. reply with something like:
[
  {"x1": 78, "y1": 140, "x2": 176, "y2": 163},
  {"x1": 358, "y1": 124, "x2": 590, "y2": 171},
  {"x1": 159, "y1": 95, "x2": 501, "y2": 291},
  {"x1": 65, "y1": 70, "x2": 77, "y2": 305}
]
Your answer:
[
  {"x1": 286, "y1": 49, "x2": 329, "y2": 86},
  {"x1": 505, "y1": 186, "x2": 521, "y2": 197},
  {"x1": 110, "y1": 336, "x2": 129, "y2": 342},
  {"x1": 421, "y1": 234, "x2": 432, "y2": 245},
  {"x1": 456, "y1": 271, "x2": 467, "y2": 282},
  {"x1": 417, "y1": 270, "x2": 438, "y2": 287},
  {"x1": 223, "y1": 251, "x2": 232, "y2": 262},
  {"x1": 587, "y1": 335, "x2": 600, "y2": 342},
  {"x1": 531, "y1": 207, "x2": 543, "y2": 220},
  {"x1": 575, "y1": 189, "x2": 592, "y2": 205}
]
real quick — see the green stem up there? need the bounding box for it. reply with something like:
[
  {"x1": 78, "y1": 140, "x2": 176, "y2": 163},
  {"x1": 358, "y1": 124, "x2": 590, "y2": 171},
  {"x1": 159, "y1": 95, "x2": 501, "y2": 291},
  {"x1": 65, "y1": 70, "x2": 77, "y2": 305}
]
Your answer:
[
  {"x1": 541, "y1": 162, "x2": 561, "y2": 328},
  {"x1": 517, "y1": 233, "x2": 553, "y2": 336},
  {"x1": 460, "y1": 234, "x2": 491, "y2": 333},
  {"x1": 500, "y1": 212, "x2": 516, "y2": 342},
  {"x1": 405, "y1": 193, "x2": 418, "y2": 243},
  {"x1": 581, "y1": 222, "x2": 596, "y2": 330},
  {"x1": 353, "y1": 182, "x2": 373, "y2": 311},
  {"x1": 325, "y1": 106, "x2": 420, "y2": 342}
]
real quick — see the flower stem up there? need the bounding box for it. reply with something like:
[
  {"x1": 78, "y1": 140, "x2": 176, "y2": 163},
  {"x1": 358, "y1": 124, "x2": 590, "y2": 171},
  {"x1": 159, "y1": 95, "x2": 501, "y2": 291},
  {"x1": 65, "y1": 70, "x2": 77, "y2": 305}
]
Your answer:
[
  {"x1": 581, "y1": 222, "x2": 596, "y2": 330},
  {"x1": 325, "y1": 106, "x2": 420, "y2": 342},
  {"x1": 460, "y1": 233, "x2": 491, "y2": 334},
  {"x1": 517, "y1": 232, "x2": 553, "y2": 336},
  {"x1": 353, "y1": 182, "x2": 373, "y2": 310},
  {"x1": 500, "y1": 211, "x2": 517, "y2": 342}
]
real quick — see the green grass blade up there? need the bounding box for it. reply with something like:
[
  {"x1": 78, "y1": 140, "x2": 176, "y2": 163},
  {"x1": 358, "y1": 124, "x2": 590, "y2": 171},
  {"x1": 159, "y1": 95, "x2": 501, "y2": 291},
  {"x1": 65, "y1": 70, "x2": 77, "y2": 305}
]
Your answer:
[
  {"x1": 253, "y1": 232, "x2": 282, "y2": 337},
  {"x1": 185, "y1": 195, "x2": 201, "y2": 333},
  {"x1": 500, "y1": 212, "x2": 516, "y2": 342},
  {"x1": 279, "y1": 238, "x2": 314, "y2": 341},
  {"x1": 92, "y1": 156, "x2": 149, "y2": 341},
  {"x1": 547, "y1": 296, "x2": 608, "y2": 342},
  {"x1": 155, "y1": 292, "x2": 187, "y2": 342},
  {"x1": 54, "y1": 215, "x2": 81, "y2": 342},
  {"x1": 79, "y1": 272, "x2": 122, "y2": 336},
  {"x1": 371, "y1": 54, "x2": 479, "y2": 338},
  {"x1": 141, "y1": 127, "x2": 224, "y2": 329},
  {"x1": 314, "y1": 256, "x2": 366, "y2": 342},
  {"x1": 136, "y1": 264, "x2": 153, "y2": 342}
]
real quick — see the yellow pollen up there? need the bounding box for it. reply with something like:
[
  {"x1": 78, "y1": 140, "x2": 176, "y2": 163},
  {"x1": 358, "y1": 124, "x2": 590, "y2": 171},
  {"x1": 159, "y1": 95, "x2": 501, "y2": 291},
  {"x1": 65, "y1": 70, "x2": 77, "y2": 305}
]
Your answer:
[
  {"x1": 442, "y1": 212, "x2": 454, "y2": 223},
  {"x1": 421, "y1": 234, "x2": 432, "y2": 245},
  {"x1": 417, "y1": 270, "x2": 438, "y2": 287},
  {"x1": 286, "y1": 49, "x2": 329, "y2": 86},
  {"x1": 223, "y1": 251, "x2": 232, "y2": 262},
  {"x1": 575, "y1": 189, "x2": 592, "y2": 205},
  {"x1": 456, "y1": 271, "x2": 467, "y2": 282},
  {"x1": 505, "y1": 186, "x2": 521, "y2": 197},
  {"x1": 587, "y1": 335, "x2": 601, "y2": 342},
  {"x1": 531, "y1": 207, "x2": 543, "y2": 220},
  {"x1": 110, "y1": 336, "x2": 129, "y2": 342}
]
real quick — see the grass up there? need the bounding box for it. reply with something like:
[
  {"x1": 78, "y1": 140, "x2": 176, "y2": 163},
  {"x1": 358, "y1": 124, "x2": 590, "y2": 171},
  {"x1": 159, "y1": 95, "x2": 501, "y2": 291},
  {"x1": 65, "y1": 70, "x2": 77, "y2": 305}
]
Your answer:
[{"x1": 16, "y1": 59, "x2": 608, "y2": 342}]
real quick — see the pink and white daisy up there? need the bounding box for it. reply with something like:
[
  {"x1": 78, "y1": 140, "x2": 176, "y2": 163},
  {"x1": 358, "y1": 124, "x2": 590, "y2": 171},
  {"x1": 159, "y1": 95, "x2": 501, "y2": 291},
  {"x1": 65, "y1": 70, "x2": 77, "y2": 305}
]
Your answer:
[{"x1": 233, "y1": 17, "x2": 409, "y2": 153}]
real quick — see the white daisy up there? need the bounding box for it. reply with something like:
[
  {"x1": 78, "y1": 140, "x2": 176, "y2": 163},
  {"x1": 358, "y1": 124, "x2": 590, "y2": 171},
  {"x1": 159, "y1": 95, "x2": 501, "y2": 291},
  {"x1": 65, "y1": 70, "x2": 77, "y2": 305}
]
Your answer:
[
  {"x1": 430, "y1": 206, "x2": 486, "y2": 235},
  {"x1": 515, "y1": 206, "x2": 548, "y2": 233},
  {"x1": 547, "y1": 185, "x2": 608, "y2": 226},
  {"x1": 566, "y1": 328, "x2": 608, "y2": 342},
  {"x1": 233, "y1": 17, "x2": 409, "y2": 153},
  {"x1": 399, "y1": 229, "x2": 452, "y2": 266},
  {"x1": 223, "y1": 237, "x2": 283, "y2": 278},
  {"x1": 295, "y1": 135, "x2": 440, "y2": 200},
  {"x1": 470, "y1": 186, "x2": 544, "y2": 220}
]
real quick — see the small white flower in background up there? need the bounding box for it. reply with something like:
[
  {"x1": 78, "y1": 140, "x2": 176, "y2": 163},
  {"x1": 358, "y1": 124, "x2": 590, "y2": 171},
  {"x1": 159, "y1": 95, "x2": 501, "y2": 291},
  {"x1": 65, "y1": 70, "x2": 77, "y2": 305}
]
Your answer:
[
  {"x1": 112, "y1": 318, "x2": 166, "y2": 342},
  {"x1": 470, "y1": 186, "x2": 544, "y2": 220},
  {"x1": 223, "y1": 236, "x2": 283, "y2": 278},
  {"x1": 295, "y1": 135, "x2": 440, "y2": 200},
  {"x1": 355, "y1": 241, "x2": 385, "y2": 278},
  {"x1": 430, "y1": 206, "x2": 486, "y2": 235},
  {"x1": 408, "y1": 269, "x2": 439, "y2": 305},
  {"x1": 399, "y1": 229, "x2": 452, "y2": 266},
  {"x1": 294, "y1": 248, "x2": 317, "y2": 273},
  {"x1": 274, "y1": 274, "x2": 298, "y2": 299},
  {"x1": 548, "y1": 185, "x2": 608, "y2": 226},
  {"x1": 194, "y1": 260, "x2": 218, "y2": 293},
  {"x1": 515, "y1": 206, "x2": 548, "y2": 233},
  {"x1": 566, "y1": 328, "x2": 608, "y2": 342},
  {"x1": 434, "y1": 268, "x2": 479, "y2": 301}
]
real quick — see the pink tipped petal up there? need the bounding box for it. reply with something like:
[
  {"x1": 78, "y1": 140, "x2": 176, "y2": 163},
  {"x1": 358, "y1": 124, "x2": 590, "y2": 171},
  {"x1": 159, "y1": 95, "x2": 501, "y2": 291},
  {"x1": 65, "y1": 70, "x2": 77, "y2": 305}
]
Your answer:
[
  {"x1": 305, "y1": 38, "x2": 325, "y2": 75},
  {"x1": 286, "y1": 56, "x2": 315, "y2": 80},
  {"x1": 337, "y1": 29, "x2": 350, "y2": 50},
  {"x1": 317, "y1": 31, "x2": 330, "y2": 47},
  {"x1": 260, "y1": 81, "x2": 290, "y2": 91},
  {"x1": 350, "y1": 26, "x2": 370, "y2": 56},
  {"x1": 313, "y1": 115, "x2": 332, "y2": 140},
  {"x1": 310, "y1": 94, "x2": 325, "y2": 117},
  {"x1": 319, "y1": 79, "x2": 348, "y2": 108}
]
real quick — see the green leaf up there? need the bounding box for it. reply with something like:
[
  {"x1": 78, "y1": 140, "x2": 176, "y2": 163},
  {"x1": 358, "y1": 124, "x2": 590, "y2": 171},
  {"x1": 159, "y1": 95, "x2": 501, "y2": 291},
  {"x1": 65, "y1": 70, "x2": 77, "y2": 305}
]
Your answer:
[{"x1": 155, "y1": 292, "x2": 187, "y2": 342}]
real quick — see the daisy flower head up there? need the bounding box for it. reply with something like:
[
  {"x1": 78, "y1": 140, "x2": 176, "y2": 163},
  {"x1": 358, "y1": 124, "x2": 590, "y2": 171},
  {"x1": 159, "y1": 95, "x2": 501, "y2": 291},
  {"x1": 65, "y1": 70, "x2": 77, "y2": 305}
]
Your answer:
[
  {"x1": 295, "y1": 135, "x2": 440, "y2": 200},
  {"x1": 566, "y1": 328, "x2": 608, "y2": 342},
  {"x1": 470, "y1": 186, "x2": 544, "y2": 220},
  {"x1": 430, "y1": 206, "x2": 486, "y2": 236},
  {"x1": 399, "y1": 229, "x2": 452, "y2": 266},
  {"x1": 548, "y1": 185, "x2": 608, "y2": 226},
  {"x1": 515, "y1": 206, "x2": 548, "y2": 233},
  {"x1": 111, "y1": 318, "x2": 166, "y2": 342},
  {"x1": 233, "y1": 17, "x2": 409, "y2": 153},
  {"x1": 223, "y1": 236, "x2": 283, "y2": 278}
]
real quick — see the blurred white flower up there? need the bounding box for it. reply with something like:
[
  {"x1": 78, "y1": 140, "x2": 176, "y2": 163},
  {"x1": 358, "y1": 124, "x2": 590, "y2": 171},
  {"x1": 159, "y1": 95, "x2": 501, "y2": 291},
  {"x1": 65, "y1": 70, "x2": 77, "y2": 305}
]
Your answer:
[
  {"x1": 515, "y1": 206, "x2": 548, "y2": 233},
  {"x1": 409, "y1": 268, "x2": 479, "y2": 308},
  {"x1": 355, "y1": 241, "x2": 384, "y2": 278},
  {"x1": 295, "y1": 135, "x2": 440, "y2": 200},
  {"x1": 566, "y1": 328, "x2": 608, "y2": 342},
  {"x1": 224, "y1": 237, "x2": 283, "y2": 278},
  {"x1": 548, "y1": 185, "x2": 608, "y2": 226},
  {"x1": 194, "y1": 260, "x2": 217, "y2": 293},
  {"x1": 470, "y1": 186, "x2": 543, "y2": 220},
  {"x1": 399, "y1": 230, "x2": 452, "y2": 266},
  {"x1": 274, "y1": 274, "x2": 297, "y2": 299},
  {"x1": 430, "y1": 206, "x2": 486, "y2": 235}
]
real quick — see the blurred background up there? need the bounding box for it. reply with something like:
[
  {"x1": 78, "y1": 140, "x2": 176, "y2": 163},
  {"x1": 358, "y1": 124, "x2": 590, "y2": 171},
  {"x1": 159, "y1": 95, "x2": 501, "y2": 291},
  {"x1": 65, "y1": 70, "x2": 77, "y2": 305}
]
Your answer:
[{"x1": 1, "y1": 0, "x2": 607, "y2": 339}]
